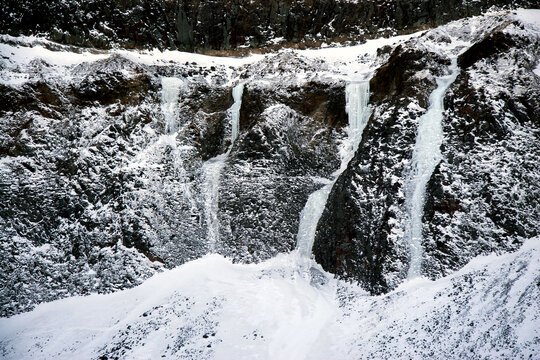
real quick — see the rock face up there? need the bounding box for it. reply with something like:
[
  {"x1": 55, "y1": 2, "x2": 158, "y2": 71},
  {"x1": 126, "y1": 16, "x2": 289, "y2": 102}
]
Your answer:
[
  {"x1": 313, "y1": 14, "x2": 540, "y2": 293},
  {"x1": 0, "y1": 0, "x2": 535, "y2": 51},
  {"x1": 313, "y1": 43, "x2": 449, "y2": 294},
  {"x1": 0, "y1": 44, "x2": 348, "y2": 315},
  {"x1": 219, "y1": 78, "x2": 346, "y2": 262},
  {"x1": 1, "y1": 9, "x2": 540, "y2": 316},
  {"x1": 422, "y1": 23, "x2": 540, "y2": 279}
]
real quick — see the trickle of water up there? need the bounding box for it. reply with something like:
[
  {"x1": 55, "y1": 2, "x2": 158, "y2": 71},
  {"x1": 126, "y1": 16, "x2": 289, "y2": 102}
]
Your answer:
[
  {"x1": 405, "y1": 59, "x2": 460, "y2": 279},
  {"x1": 296, "y1": 81, "x2": 371, "y2": 257},
  {"x1": 203, "y1": 83, "x2": 244, "y2": 252}
]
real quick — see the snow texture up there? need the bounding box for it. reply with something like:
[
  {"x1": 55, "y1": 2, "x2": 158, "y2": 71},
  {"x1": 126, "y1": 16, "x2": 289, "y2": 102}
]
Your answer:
[{"x1": 0, "y1": 238, "x2": 538, "y2": 359}]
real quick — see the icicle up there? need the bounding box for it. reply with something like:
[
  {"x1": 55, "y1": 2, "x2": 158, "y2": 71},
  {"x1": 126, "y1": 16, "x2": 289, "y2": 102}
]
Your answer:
[
  {"x1": 230, "y1": 83, "x2": 244, "y2": 147},
  {"x1": 405, "y1": 59, "x2": 460, "y2": 279},
  {"x1": 296, "y1": 81, "x2": 371, "y2": 257}
]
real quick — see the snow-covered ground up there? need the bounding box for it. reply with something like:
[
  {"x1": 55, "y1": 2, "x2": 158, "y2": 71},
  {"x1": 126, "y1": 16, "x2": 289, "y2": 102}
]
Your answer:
[{"x1": 0, "y1": 239, "x2": 538, "y2": 359}]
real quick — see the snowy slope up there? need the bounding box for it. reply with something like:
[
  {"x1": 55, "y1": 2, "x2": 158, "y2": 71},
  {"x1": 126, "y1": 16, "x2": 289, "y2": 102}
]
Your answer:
[{"x1": 0, "y1": 239, "x2": 538, "y2": 359}]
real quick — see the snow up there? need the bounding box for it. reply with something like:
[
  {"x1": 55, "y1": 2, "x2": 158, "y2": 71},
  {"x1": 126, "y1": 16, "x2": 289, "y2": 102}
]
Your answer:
[
  {"x1": 534, "y1": 62, "x2": 540, "y2": 77},
  {"x1": 0, "y1": 28, "x2": 419, "y2": 86},
  {"x1": 1, "y1": 238, "x2": 538, "y2": 359},
  {"x1": 515, "y1": 8, "x2": 540, "y2": 31},
  {"x1": 117, "y1": 48, "x2": 264, "y2": 68},
  {"x1": 293, "y1": 32, "x2": 420, "y2": 81},
  {"x1": 0, "y1": 41, "x2": 109, "y2": 85},
  {"x1": 0, "y1": 43, "x2": 108, "y2": 68},
  {"x1": 297, "y1": 32, "x2": 418, "y2": 62}
]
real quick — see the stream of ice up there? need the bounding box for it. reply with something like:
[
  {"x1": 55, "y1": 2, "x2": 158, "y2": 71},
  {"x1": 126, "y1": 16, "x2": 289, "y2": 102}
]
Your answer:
[
  {"x1": 405, "y1": 59, "x2": 460, "y2": 279},
  {"x1": 296, "y1": 81, "x2": 371, "y2": 257},
  {"x1": 161, "y1": 77, "x2": 186, "y2": 135},
  {"x1": 157, "y1": 76, "x2": 188, "y2": 172},
  {"x1": 202, "y1": 83, "x2": 244, "y2": 253}
]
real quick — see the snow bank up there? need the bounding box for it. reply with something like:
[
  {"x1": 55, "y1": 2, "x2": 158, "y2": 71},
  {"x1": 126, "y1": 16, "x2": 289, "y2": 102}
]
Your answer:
[{"x1": 1, "y1": 240, "x2": 538, "y2": 359}]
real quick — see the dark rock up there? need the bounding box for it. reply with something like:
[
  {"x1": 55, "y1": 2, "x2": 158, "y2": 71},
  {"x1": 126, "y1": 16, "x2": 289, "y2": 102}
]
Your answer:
[
  {"x1": 458, "y1": 28, "x2": 516, "y2": 69},
  {"x1": 313, "y1": 44, "x2": 446, "y2": 294},
  {"x1": 218, "y1": 80, "x2": 346, "y2": 262},
  {"x1": 1, "y1": 0, "x2": 534, "y2": 51}
]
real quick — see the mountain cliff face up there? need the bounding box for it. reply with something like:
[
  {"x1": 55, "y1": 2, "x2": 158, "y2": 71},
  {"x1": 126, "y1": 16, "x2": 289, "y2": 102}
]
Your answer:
[
  {"x1": 1, "y1": 9, "x2": 540, "y2": 318},
  {"x1": 0, "y1": 0, "x2": 540, "y2": 359},
  {"x1": 313, "y1": 13, "x2": 540, "y2": 293},
  {"x1": 1, "y1": 3, "x2": 540, "y2": 357},
  {"x1": 1, "y1": 0, "x2": 536, "y2": 51}
]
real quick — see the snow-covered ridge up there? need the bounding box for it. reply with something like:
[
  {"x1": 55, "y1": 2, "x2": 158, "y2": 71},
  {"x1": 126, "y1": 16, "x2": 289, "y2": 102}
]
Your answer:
[{"x1": 1, "y1": 8, "x2": 537, "y2": 79}]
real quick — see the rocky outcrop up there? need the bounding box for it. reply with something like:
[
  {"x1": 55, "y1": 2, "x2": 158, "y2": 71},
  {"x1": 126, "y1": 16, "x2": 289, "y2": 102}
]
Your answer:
[
  {"x1": 0, "y1": 55, "x2": 236, "y2": 316},
  {"x1": 313, "y1": 17, "x2": 540, "y2": 293},
  {"x1": 219, "y1": 80, "x2": 346, "y2": 262},
  {"x1": 422, "y1": 25, "x2": 540, "y2": 279},
  {"x1": 312, "y1": 44, "x2": 448, "y2": 294},
  {"x1": 0, "y1": 46, "x2": 350, "y2": 315},
  {"x1": 1, "y1": 0, "x2": 535, "y2": 51}
]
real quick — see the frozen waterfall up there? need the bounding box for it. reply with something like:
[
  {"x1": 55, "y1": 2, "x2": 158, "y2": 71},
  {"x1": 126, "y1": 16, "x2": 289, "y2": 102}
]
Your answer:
[
  {"x1": 230, "y1": 83, "x2": 244, "y2": 145},
  {"x1": 160, "y1": 77, "x2": 185, "y2": 135},
  {"x1": 203, "y1": 83, "x2": 244, "y2": 252},
  {"x1": 296, "y1": 81, "x2": 371, "y2": 257},
  {"x1": 405, "y1": 59, "x2": 460, "y2": 279}
]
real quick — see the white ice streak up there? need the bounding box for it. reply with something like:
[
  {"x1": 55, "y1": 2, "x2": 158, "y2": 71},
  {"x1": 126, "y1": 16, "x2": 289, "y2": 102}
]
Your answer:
[
  {"x1": 161, "y1": 77, "x2": 186, "y2": 134},
  {"x1": 405, "y1": 59, "x2": 460, "y2": 279},
  {"x1": 202, "y1": 153, "x2": 228, "y2": 253},
  {"x1": 296, "y1": 81, "x2": 371, "y2": 257},
  {"x1": 230, "y1": 83, "x2": 244, "y2": 145},
  {"x1": 202, "y1": 83, "x2": 244, "y2": 252}
]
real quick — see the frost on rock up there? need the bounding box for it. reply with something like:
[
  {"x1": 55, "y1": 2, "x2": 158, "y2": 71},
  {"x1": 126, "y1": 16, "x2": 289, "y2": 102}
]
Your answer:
[{"x1": 0, "y1": 9, "x2": 539, "y2": 328}]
